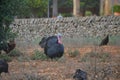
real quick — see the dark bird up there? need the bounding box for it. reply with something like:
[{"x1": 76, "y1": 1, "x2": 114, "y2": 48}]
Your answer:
[
  {"x1": 0, "y1": 40, "x2": 16, "y2": 54},
  {"x1": 39, "y1": 33, "x2": 64, "y2": 58},
  {"x1": 0, "y1": 59, "x2": 9, "y2": 76},
  {"x1": 3, "y1": 40, "x2": 16, "y2": 54},
  {"x1": 39, "y1": 36, "x2": 58, "y2": 48},
  {"x1": 73, "y1": 69, "x2": 87, "y2": 80},
  {"x1": 45, "y1": 36, "x2": 58, "y2": 48},
  {"x1": 44, "y1": 43, "x2": 64, "y2": 58},
  {"x1": 99, "y1": 35, "x2": 109, "y2": 46},
  {"x1": 39, "y1": 37, "x2": 48, "y2": 48}
]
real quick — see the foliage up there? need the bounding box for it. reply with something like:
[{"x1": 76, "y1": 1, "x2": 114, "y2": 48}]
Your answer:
[
  {"x1": 31, "y1": 49, "x2": 48, "y2": 60},
  {"x1": 58, "y1": 0, "x2": 73, "y2": 8},
  {"x1": 0, "y1": 28, "x2": 17, "y2": 43},
  {"x1": 81, "y1": 0, "x2": 99, "y2": 9},
  {"x1": 49, "y1": 0, "x2": 73, "y2": 8},
  {"x1": 0, "y1": 0, "x2": 28, "y2": 19},
  {"x1": 14, "y1": 0, "x2": 31, "y2": 18},
  {"x1": 8, "y1": 48, "x2": 22, "y2": 57},
  {"x1": 27, "y1": 0, "x2": 48, "y2": 17},
  {"x1": 85, "y1": 11, "x2": 92, "y2": 16},
  {"x1": 80, "y1": 2, "x2": 85, "y2": 8},
  {"x1": 0, "y1": 54, "x2": 12, "y2": 62},
  {"x1": 80, "y1": 0, "x2": 99, "y2": 15},
  {"x1": 0, "y1": 0, "x2": 48, "y2": 18},
  {"x1": 113, "y1": 5, "x2": 120, "y2": 12},
  {"x1": 28, "y1": 0, "x2": 47, "y2": 8},
  {"x1": 0, "y1": 0, "x2": 27, "y2": 51}
]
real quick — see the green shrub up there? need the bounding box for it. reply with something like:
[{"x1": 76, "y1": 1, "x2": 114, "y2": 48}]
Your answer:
[
  {"x1": 100, "y1": 52, "x2": 111, "y2": 62},
  {"x1": 85, "y1": 10, "x2": 92, "y2": 16},
  {"x1": 113, "y1": 5, "x2": 120, "y2": 12},
  {"x1": 0, "y1": 54, "x2": 12, "y2": 62},
  {"x1": 31, "y1": 49, "x2": 48, "y2": 60},
  {"x1": 80, "y1": 53, "x2": 91, "y2": 62},
  {"x1": 68, "y1": 49, "x2": 79, "y2": 58},
  {"x1": 8, "y1": 48, "x2": 22, "y2": 57},
  {"x1": 17, "y1": 55, "x2": 30, "y2": 62}
]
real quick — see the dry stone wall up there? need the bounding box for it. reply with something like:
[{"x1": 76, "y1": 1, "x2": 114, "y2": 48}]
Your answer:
[{"x1": 10, "y1": 16, "x2": 120, "y2": 47}]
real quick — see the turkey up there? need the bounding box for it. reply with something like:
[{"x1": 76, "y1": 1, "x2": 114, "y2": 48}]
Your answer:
[
  {"x1": 39, "y1": 36, "x2": 58, "y2": 48},
  {"x1": 99, "y1": 35, "x2": 109, "y2": 46},
  {"x1": 0, "y1": 39, "x2": 16, "y2": 54},
  {"x1": 73, "y1": 69, "x2": 87, "y2": 80},
  {"x1": 39, "y1": 33, "x2": 64, "y2": 58},
  {"x1": 0, "y1": 59, "x2": 9, "y2": 76}
]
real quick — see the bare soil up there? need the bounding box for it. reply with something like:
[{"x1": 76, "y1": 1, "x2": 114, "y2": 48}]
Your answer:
[{"x1": 1, "y1": 45, "x2": 120, "y2": 80}]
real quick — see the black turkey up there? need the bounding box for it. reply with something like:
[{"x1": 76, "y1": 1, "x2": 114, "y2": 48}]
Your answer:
[
  {"x1": 99, "y1": 35, "x2": 109, "y2": 46},
  {"x1": 44, "y1": 43, "x2": 64, "y2": 58},
  {"x1": 0, "y1": 59, "x2": 9, "y2": 76},
  {"x1": 0, "y1": 39, "x2": 16, "y2": 54},
  {"x1": 73, "y1": 69, "x2": 87, "y2": 80},
  {"x1": 39, "y1": 37, "x2": 48, "y2": 48},
  {"x1": 39, "y1": 33, "x2": 64, "y2": 58}
]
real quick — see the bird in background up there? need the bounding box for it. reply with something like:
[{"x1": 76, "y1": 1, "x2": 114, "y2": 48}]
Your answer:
[{"x1": 99, "y1": 34, "x2": 109, "y2": 46}]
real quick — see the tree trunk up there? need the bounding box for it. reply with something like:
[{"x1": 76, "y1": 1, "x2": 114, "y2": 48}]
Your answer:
[
  {"x1": 104, "y1": 0, "x2": 111, "y2": 15},
  {"x1": 73, "y1": 0, "x2": 80, "y2": 17},
  {"x1": 100, "y1": 0, "x2": 104, "y2": 15},
  {"x1": 52, "y1": 0, "x2": 58, "y2": 17}
]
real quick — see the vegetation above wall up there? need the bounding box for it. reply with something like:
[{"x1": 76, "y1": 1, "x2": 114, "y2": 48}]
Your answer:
[
  {"x1": 113, "y1": 5, "x2": 120, "y2": 12},
  {"x1": 113, "y1": 5, "x2": 120, "y2": 16}
]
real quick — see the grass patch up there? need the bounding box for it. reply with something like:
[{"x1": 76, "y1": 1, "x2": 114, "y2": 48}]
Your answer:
[
  {"x1": 109, "y1": 35, "x2": 120, "y2": 45},
  {"x1": 0, "y1": 54, "x2": 12, "y2": 62},
  {"x1": 17, "y1": 55, "x2": 30, "y2": 62},
  {"x1": 8, "y1": 48, "x2": 23, "y2": 57},
  {"x1": 31, "y1": 49, "x2": 48, "y2": 60},
  {"x1": 68, "y1": 49, "x2": 80, "y2": 58},
  {"x1": 32, "y1": 37, "x2": 41, "y2": 45}
]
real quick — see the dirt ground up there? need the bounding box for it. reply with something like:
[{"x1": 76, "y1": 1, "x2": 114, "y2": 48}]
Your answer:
[{"x1": 1, "y1": 45, "x2": 120, "y2": 80}]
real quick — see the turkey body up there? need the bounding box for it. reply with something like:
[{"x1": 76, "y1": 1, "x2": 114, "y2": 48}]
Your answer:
[
  {"x1": 0, "y1": 60, "x2": 9, "y2": 75},
  {"x1": 45, "y1": 43, "x2": 64, "y2": 58},
  {"x1": 39, "y1": 36, "x2": 64, "y2": 58}
]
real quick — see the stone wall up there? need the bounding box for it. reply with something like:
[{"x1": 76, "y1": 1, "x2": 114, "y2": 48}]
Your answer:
[{"x1": 10, "y1": 16, "x2": 120, "y2": 47}]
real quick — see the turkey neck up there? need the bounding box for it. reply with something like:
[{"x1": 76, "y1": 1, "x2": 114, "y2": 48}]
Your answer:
[{"x1": 57, "y1": 36, "x2": 62, "y2": 44}]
